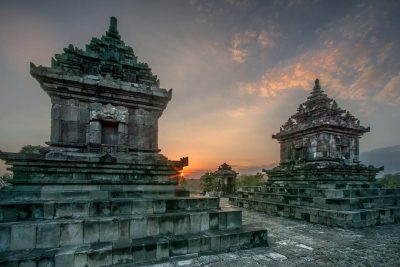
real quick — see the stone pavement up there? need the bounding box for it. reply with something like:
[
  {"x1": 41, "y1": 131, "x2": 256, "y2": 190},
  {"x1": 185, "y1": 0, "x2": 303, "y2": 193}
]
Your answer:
[{"x1": 143, "y1": 198, "x2": 400, "y2": 267}]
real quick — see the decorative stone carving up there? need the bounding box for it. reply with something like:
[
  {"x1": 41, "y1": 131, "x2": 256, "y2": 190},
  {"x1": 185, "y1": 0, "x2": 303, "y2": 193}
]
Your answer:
[{"x1": 90, "y1": 104, "x2": 128, "y2": 124}]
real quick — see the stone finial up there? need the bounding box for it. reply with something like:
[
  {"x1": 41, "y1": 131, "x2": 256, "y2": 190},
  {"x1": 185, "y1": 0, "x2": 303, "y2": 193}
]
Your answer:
[
  {"x1": 109, "y1": 16, "x2": 118, "y2": 32},
  {"x1": 314, "y1": 78, "x2": 321, "y2": 89},
  {"x1": 107, "y1": 16, "x2": 120, "y2": 39}
]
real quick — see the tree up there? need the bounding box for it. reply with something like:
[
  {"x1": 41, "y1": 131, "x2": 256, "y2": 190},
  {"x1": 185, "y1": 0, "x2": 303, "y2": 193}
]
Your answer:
[
  {"x1": 19, "y1": 145, "x2": 46, "y2": 154},
  {"x1": 377, "y1": 173, "x2": 400, "y2": 188},
  {"x1": 178, "y1": 174, "x2": 187, "y2": 189},
  {"x1": 0, "y1": 173, "x2": 12, "y2": 189},
  {"x1": 200, "y1": 172, "x2": 218, "y2": 192},
  {"x1": 236, "y1": 173, "x2": 265, "y2": 187}
]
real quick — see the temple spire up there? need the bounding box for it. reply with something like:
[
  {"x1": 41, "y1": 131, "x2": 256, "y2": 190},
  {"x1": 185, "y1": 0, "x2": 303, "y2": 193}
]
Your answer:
[
  {"x1": 106, "y1": 16, "x2": 121, "y2": 39},
  {"x1": 309, "y1": 78, "x2": 324, "y2": 98}
]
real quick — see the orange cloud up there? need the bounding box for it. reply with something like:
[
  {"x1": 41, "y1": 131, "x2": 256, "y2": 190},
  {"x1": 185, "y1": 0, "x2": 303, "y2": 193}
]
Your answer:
[
  {"x1": 375, "y1": 75, "x2": 400, "y2": 105},
  {"x1": 230, "y1": 30, "x2": 278, "y2": 63}
]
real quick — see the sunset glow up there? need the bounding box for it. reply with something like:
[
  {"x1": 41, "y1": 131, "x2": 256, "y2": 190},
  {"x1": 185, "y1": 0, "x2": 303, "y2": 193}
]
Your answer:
[{"x1": 0, "y1": 0, "x2": 399, "y2": 178}]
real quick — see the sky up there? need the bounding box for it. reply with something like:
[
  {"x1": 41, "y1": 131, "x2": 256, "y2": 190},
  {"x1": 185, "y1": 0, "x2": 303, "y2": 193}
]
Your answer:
[{"x1": 0, "y1": 0, "x2": 399, "y2": 178}]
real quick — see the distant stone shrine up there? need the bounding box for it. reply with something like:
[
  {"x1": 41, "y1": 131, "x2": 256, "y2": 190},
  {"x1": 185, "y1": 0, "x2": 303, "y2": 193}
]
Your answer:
[
  {"x1": 0, "y1": 17, "x2": 267, "y2": 266},
  {"x1": 230, "y1": 79, "x2": 400, "y2": 228},
  {"x1": 213, "y1": 163, "x2": 238, "y2": 196}
]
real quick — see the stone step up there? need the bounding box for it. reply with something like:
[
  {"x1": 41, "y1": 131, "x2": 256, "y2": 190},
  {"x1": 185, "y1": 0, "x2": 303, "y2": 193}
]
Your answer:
[
  {"x1": 230, "y1": 196, "x2": 400, "y2": 228},
  {"x1": 238, "y1": 186, "x2": 400, "y2": 198},
  {"x1": 234, "y1": 191, "x2": 400, "y2": 211},
  {"x1": 0, "y1": 197, "x2": 220, "y2": 222},
  {"x1": 0, "y1": 184, "x2": 189, "y2": 201},
  {"x1": 0, "y1": 226, "x2": 268, "y2": 267},
  {"x1": 0, "y1": 209, "x2": 242, "y2": 252}
]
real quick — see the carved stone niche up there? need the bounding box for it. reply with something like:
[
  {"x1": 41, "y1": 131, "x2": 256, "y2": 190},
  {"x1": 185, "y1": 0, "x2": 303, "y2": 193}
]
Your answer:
[{"x1": 87, "y1": 103, "x2": 129, "y2": 151}]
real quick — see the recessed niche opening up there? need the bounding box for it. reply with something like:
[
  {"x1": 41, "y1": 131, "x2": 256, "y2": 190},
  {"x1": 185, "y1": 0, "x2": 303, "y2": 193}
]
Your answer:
[{"x1": 101, "y1": 121, "x2": 118, "y2": 145}]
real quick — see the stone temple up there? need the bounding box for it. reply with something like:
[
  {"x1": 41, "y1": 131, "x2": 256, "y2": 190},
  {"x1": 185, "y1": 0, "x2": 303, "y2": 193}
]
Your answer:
[
  {"x1": 212, "y1": 163, "x2": 238, "y2": 197},
  {"x1": 230, "y1": 79, "x2": 400, "y2": 228},
  {"x1": 0, "y1": 17, "x2": 267, "y2": 266}
]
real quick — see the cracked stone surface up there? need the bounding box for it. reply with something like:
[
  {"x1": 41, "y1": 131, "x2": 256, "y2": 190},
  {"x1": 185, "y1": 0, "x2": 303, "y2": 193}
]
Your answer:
[{"x1": 143, "y1": 198, "x2": 400, "y2": 267}]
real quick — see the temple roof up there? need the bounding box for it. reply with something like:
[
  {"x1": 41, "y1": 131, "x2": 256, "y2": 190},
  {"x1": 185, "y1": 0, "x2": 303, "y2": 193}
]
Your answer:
[
  {"x1": 32, "y1": 17, "x2": 159, "y2": 87},
  {"x1": 214, "y1": 163, "x2": 238, "y2": 176},
  {"x1": 273, "y1": 79, "x2": 370, "y2": 140}
]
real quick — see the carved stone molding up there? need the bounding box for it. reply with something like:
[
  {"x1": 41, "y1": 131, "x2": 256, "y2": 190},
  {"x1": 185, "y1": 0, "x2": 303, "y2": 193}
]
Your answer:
[{"x1": 90, "y1": 103, "x2": 128, "y2": 123}]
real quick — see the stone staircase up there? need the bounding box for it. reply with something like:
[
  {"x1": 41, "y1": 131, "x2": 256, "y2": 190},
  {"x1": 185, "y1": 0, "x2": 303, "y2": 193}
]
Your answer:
[
  {"x1": 230, "y1": 183, "x2": 400, "y2": 228},
  {"x1": 0, "y1": 185, "x2": 268, "y2": 266}
]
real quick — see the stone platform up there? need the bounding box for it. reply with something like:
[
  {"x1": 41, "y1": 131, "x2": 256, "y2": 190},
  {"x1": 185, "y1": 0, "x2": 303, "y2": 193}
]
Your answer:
[
  {"x1": 0, "y1": 153, "x2": 267, "y2": 266},
  {"x1": 142, "y1": 198, "x2": 399, "y2": 267},
  {"x1": 230, "y1": 163, "x2": 400, "y2": 227}
]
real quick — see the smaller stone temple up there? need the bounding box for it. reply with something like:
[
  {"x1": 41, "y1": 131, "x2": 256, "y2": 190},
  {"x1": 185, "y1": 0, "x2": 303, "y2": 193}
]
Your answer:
[
  {"x1": 0, "y1": 17, "x2": 267, "y2": 266},
  {"x1": 230, "y1": 79, "x2": 400, "y2": 228},
  {"x1": 213, "y1": 163, "x2": 238, "y2": 196}
]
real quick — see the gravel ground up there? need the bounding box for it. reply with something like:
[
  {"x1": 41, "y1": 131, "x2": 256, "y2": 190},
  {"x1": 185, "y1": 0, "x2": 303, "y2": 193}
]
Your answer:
[{"x1": 144, "y1": 198, "x2": 400, "y2": 267}]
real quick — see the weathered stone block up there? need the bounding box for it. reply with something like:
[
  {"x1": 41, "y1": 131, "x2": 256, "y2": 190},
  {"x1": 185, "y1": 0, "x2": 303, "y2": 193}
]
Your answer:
[
  {"x1": 112, "y1": 242, "x2": 133, "y2": 265},
  {"x1": 188, "y1": 238, "x2": 201, "y2": 253},
  {"x1": 200, "y1": 237, "x2": 211, "y2": 252},
  {"x1": 173, "y1": 215, "x2": 189, "y2": 235},
  {"x1": 119, "y1": 220, "x2": 130, "y2": 240},
  {"x1": 55, "y1": 247, "x2": 76, "y2": 267},
  {"x1": 55, "y1": 203, "x2": 72, "y2": 218},
  {"x1": 209, "y1": 212, "x2": 219, "y2": 230},
  {"x1": 190, "y1": 214, "x2": 201, "y2": 233},
  {"x1": 10, "y1": 224, "x2": 36, "y2": 250},
  {"x1": 152, "y1": 200, "x2": 166, "y2": 213},
  {"x1": 200, "y1": 213, "x2": 210, "y2": 231},
  {"x1": 218, "y1": 212, "x2": 227, "y2": 230},
  {"x1": 159, "y1": 217, "x2": 173, "y2": 234},
  {"x1": 220, "y1": 235, "x2": 231, "y2": 250},
  {"x1": 90, "y1": 202, "x2": 111, "y2": 216},
  {"x1": 0, "y1": 225, "x2": 11, "y2": 252},
  {"x1": 88, "y1": 244, "x2": 112, "y2": 267},
  {"x1": 74, "y1": 253, "x2": 88, "y2": 267},
  {"x1": 43, "y1": 203, "x2": 55, "y2": 219},
  {"x1": 239, "y1": 232, "x2": 252, "y2": 247},
  {"x1": 84, "y1": 221, "x2": 99, "y2": 243},
  {"x1": 156, "y1": 240, "x2": 169, "y2": 260},
  {"x1": 170, "y1": 240, "x2": 188, "y2": 256},
  {"x1": 38, "y1": 258, "x2": 54, "y2": 267},
  {"x1": 60, "y1": 222, "x2": 83, "y2": 246},
  {"x1": 130, "y1": 218, "x2": 146, "y2": 238},
  {"x1": 19, "y1": 260, "x2": 36, "y2": 267},
  {"x1": 210, "y1": 235, "x2": 220, "y2": 251},
  {"x1": 72, "y1": 203, "x2": 89, "y2": 217},
  {"x1": 146, "y1": 217, "x2": 159, "y2": 236},
  {"x1": 37, "y1": 223, "x2": 60, "y2": 248},
  {"x1": 100, "y1": 220, "x2": 119, "y2": 242}
]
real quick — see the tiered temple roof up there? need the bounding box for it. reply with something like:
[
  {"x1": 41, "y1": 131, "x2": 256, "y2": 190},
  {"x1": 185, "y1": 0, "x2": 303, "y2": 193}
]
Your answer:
[
  {"x1": 273, "y1": 79, "x2": 370, "y2": 141},
  {"x1": 50, "y1": 17, "x2": 158, "y2": 86}
]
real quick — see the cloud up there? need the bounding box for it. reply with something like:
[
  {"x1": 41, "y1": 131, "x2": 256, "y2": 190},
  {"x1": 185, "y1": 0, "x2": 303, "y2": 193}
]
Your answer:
[
  {"x1": 230, "y1": 30, "x2": 277, "y2": 63},
  {"x1": 257, "y1": 31, "x2": 276, "y2": 48},
  {"x1": 375, "y1": 74, "x2": 400, "y2": 105},
  {"x1": 238, "y1": 3, "x2": 400, "y2": 105}
]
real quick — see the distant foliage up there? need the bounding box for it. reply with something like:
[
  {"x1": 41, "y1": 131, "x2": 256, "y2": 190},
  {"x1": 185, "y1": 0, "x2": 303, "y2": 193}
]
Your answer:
[
  {"x1": 200, "y1": 172, "x2": 219, "y2": 192},
  {"x1": 236, "y1": 173, "x2": 265, "y2": 187},
  {"x1": 178, "y1": 175, "x2": 187, "y2": 189},
  {"x1": 377, "y1": 173, "x2": 400, "y2": 188},
  {"x1": 19, "y1": 145, "x2": 46, "y2": 154},
  {"x1": 0, "y1": 173, "x2": 12, "y2": 189}
]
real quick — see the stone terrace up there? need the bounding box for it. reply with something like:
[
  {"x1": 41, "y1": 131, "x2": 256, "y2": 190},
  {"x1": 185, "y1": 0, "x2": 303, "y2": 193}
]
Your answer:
[{"x1": 143, "y1": 198, "x2": 400, "y2": 267}]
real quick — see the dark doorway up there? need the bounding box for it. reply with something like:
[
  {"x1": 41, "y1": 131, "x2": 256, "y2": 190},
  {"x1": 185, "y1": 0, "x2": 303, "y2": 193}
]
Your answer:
[{"x1": 101, "y1": 121, "x2": 118, "y2": 145}]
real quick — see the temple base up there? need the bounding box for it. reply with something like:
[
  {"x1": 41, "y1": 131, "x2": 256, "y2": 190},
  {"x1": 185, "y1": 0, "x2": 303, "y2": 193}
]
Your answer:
[
  {"x1": 0, "y1": 152, "x2": 268, "y2": 266},
  {"x1": 230, "y1": 164, "x2": 400, "y2": 228}
]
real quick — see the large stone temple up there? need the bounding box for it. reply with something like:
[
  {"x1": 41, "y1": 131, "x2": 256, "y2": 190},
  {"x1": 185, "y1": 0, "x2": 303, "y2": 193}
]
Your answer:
[
  {"x1": 230, "y1": 79, "x2": 400, "y2": 228},
  {"x1": 0, "y1": 17, "x2": 267, "y2": 266}
]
